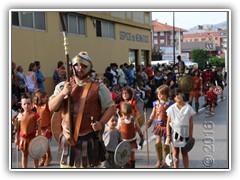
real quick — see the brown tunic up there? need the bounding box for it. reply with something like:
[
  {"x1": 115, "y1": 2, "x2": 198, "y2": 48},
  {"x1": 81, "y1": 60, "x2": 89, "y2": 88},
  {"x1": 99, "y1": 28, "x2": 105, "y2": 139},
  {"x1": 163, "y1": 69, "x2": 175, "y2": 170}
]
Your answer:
[
  {"x1": 59, "y1": 81, "x2": 103, "y2": 168},
  {"x1": 18, "y1": 111, "x2": 39, "y2": 151},
  {"x1": 119, "y1": 117, "x2": 138, "y2": 150},
  {"x1": 61, "y1": 81, "x2": 102, "y2": 137}
]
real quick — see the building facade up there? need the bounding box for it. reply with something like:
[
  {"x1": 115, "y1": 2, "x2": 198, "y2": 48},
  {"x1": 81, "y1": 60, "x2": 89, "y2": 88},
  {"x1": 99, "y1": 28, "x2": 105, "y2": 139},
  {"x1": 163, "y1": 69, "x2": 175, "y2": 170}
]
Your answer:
[
  {"x1": 11, "y1": 11, "x2": 152, "y2": 94},
  {"x1": 152, "y1": 21, "x2": 186, "y2": 52},
  {"x1": 182, "y1": 31, "x2": 226, "y2": 58}
]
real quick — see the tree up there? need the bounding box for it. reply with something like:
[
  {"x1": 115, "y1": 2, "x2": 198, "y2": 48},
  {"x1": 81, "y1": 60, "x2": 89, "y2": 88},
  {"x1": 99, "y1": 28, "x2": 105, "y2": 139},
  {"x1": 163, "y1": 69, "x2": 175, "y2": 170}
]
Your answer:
[
  {"x1": 191, "y1": 49, "x2": 209, "y2": 69},
  {"x1": 209, "y1": 57, "x2": 225, "y2": 67}
]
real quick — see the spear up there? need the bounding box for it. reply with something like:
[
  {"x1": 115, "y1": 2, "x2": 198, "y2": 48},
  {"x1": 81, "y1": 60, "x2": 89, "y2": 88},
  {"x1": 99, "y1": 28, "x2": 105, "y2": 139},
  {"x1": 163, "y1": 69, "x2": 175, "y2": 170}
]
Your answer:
[
  {"x1": 144, "y1": 108, "x2": 150, "y2": 165},
  {"x1": 59, "y1": 12, "x2": 75, "y2": 166},
  {"x1": 59, "y1": 12, "x2": 73, "y2": 140}
]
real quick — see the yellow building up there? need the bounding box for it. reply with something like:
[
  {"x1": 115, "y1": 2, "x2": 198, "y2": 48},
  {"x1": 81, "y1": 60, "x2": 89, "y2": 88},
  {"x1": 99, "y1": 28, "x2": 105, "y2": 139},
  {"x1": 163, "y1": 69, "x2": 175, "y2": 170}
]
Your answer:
[{"x1": 11, "y1": 11, "x2": 152, "y2": 94}]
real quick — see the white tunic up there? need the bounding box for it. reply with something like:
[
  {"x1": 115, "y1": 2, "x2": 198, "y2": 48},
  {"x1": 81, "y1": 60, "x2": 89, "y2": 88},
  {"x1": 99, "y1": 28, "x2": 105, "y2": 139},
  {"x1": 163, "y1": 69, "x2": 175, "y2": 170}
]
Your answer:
[{"x1": 166, "y1": 103, "x2": 195, "y2": 147}]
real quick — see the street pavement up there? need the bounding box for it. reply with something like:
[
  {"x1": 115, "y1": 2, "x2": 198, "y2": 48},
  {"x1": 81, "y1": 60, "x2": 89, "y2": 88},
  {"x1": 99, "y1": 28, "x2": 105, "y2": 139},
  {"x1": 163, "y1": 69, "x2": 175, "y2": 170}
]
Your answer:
[{"x1": 10, "y1": 86, "x2": 229, "y2": 170}]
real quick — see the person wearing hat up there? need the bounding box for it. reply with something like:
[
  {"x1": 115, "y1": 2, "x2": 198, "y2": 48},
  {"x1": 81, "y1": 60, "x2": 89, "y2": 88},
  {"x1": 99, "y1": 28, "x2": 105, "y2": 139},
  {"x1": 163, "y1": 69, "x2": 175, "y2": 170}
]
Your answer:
[
  {"x1": 202, "y1": 60, "x2": 215, "y2": 107},
  {"x1": 49, "y1": 51, "x2": 116, "y2": 168}
]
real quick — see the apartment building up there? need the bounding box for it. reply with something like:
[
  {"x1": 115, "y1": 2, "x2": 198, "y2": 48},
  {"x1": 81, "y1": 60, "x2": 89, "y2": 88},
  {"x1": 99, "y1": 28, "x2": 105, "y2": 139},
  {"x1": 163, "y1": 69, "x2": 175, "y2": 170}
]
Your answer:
[{"x1": 152, "y1": 20, "x2": 186, "y2": 52}]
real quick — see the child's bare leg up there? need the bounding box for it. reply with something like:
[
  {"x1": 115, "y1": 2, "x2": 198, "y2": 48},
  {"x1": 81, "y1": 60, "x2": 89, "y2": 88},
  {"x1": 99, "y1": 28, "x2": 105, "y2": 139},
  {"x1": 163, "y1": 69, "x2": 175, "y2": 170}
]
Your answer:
[
  {"x1": 172, "y1": 146, "x2": 179, "y2": 168},
  {"x1": 181, "y1": 148, "x2": 189, "y2": 168},
  {"x1": 211, "y1": 103, "x2": 215, "y2": 114},
  {"x1": 22, "y1": 150, "x2": 28, "y2": 168},
  {"x1": 34, "y1": 159, "x2": 39, "y2": 168}
]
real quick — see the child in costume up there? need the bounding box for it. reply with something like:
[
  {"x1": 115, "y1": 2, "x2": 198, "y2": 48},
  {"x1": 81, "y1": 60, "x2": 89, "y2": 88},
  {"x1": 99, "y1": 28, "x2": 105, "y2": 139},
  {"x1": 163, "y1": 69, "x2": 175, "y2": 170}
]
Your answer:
[
  {"x1": 189, "y1": 70, "x2": 202, "y2": 113},
  {"x1": 117, "y1": 87, "x2": 143, "y2": 127},
  {"x1": 33, "y1": 89, "x2": 52, "y2": 167},
  {"x1": 119, "y1": 102, "x2": 144, "y2": 168},
  {"x1": 101, "y1": 113, "x2": 122, "y2": 168},
  {"x1": 145, "y1": 84, "x2": 174, "y2": 168},
  {"x1": 166, "y1": 88, "x2": 195, "y2": 168},
  {"x1": 15, "y1": 93, "x2": 40, "y2": 168},
  {"x1": 206, "y1": 85, "x2": 217, "y2": 115}
]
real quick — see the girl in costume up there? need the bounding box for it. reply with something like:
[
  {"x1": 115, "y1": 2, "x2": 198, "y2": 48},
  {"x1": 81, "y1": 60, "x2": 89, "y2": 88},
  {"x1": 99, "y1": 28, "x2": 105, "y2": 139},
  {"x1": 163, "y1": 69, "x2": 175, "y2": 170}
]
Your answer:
[
  {"x1": 189, "y1": 70, "x2": 202, "y2": 113},
  {"x1": 146, "y1": 84, "x2": 174, "y2": 168},
  {"x1": 117, "y1": 87, "x2": 143, "y2": 127},
  {"x1": 33, "y1": 89, "x2": 52, "y2": 167}
]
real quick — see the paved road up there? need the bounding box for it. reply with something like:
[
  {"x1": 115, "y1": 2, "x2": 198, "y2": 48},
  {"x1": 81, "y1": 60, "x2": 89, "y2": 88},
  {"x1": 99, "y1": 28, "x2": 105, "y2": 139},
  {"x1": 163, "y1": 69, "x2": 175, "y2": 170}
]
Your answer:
[{"x1": 10, "y1": 86, "x2": 229, "y2": 170}]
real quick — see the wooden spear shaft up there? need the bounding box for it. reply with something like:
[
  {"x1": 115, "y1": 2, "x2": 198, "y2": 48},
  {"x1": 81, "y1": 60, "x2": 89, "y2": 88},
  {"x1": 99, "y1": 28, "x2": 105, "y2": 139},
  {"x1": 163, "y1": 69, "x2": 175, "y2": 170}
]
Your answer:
[
  {"x1": 59, "y1": 12, "x2": 73, "y2": 139},
  {"x1": 144, "y1": 108, "x2": 150, "y2": 165}
]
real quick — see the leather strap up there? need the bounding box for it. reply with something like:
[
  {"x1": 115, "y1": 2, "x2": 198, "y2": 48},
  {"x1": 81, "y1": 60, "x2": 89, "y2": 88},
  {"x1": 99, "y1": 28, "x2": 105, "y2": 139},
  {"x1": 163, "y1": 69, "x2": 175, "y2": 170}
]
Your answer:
[{"x1": 73, "y1": 81, "x2": 92, "y2": 144}]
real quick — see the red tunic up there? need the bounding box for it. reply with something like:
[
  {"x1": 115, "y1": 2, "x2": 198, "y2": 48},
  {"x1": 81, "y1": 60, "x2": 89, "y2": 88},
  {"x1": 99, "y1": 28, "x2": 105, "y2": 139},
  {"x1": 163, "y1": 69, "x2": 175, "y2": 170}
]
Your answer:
[
  {"x1": 202, "y1": 69, "x2": 215, "y2": 94},
  {"x1": 190, "y1": 76, "x2": 202, "y2": 97},
  {"x1": 37, "y1": 104, "x2": 52, "y2": 139},
  {"x1": 206, "y1": 90, "x2": 216, "y2": 103}
]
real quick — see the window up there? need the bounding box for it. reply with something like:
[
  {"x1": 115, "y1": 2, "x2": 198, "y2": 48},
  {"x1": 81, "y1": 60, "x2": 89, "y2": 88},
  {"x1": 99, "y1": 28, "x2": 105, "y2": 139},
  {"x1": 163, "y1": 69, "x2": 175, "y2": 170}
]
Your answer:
[
  {"x1": 12, "y1": 12, "x2": 46, "y2": 30},
  {"x1": 154, "y1": 39, "x2": 158, "y2": 44},
  {"x1": 34, "y1": 12, "x2": 46, "y2": 30},
  {"x1": 160, "y1": 39, "x2": 165, "y2": 44},
  {"x1": 129, "y1": 50, "x2": 137, "y2": 65},
  {"x1": 61, "y1": 13, "x2": 86, "y2": 35},
  {"x1": 20, "y1": 12, "x2": 33, "y2": 28},
  {"x1": 68, "y1": 14, "x2": 78, "y2": 34},
  {"x1": 141, "y1": 50, "x2": 148, "y2": 66},
  {"x1": 96, "y1": 19, "x2": 115, "y2": 39},
  {"x1": 159, "y1": 32, "x2": 164, "y2": 36},
  {"x1": 12, "y1": 12, "x2": 19, "y2": 26},
  {"x1": 154, "y1": 32, "x2": 158, "y2": 37}
]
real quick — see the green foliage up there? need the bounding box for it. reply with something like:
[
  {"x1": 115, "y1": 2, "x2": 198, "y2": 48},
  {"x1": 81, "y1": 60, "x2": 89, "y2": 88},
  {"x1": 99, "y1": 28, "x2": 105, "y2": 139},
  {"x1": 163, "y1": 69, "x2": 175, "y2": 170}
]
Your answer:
[
  {"x1": 209, "y1": 57, "x2": 225, "y2": 67},
  {"x1": 191, "y1": 49, "x2": 209, "y2": 69}
]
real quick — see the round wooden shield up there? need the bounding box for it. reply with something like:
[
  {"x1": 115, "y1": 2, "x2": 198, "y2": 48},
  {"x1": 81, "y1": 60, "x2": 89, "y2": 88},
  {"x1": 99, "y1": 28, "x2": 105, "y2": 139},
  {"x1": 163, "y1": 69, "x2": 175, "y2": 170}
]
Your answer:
[
  {"x1": 179, "y1": 75, "x2": 194, "y2": 94},
  {"x1": 51, "y1": 110, "x2": 63, "y2": 143},
  {"x1": 213, "y1": 85, "x2": 223, "y2": 95},
  {"x1": 28, "y1": 135, "x2": 49, "y2": 160},
  {"x1": 114, "y1": 141, "x2": 131, "y2": 167}
]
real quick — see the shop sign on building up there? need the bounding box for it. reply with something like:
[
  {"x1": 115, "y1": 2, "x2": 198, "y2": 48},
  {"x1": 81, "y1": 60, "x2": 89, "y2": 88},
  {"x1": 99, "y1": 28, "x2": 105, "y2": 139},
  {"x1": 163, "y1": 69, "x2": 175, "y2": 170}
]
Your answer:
[{"x1": 119, "y1": 31, "x2": 149, "y2": 43}]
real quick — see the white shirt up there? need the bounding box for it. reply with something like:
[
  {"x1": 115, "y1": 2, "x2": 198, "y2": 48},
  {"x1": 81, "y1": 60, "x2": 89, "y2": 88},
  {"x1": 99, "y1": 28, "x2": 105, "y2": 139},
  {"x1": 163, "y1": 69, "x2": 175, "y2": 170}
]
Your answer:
[
  {"x1": 166, "y1": 103, "x2": 195, "y2": 138},
  {"x1": 110, "y1": 69, "x2": 118, "y2": 86}
]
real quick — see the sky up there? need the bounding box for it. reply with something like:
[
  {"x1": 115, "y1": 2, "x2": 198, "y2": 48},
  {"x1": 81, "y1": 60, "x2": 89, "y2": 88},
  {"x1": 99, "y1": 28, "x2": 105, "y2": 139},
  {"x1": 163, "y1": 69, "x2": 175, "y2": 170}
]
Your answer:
[{"x1": 152, "y1": 11, "x2": 228, "y2": 30}]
